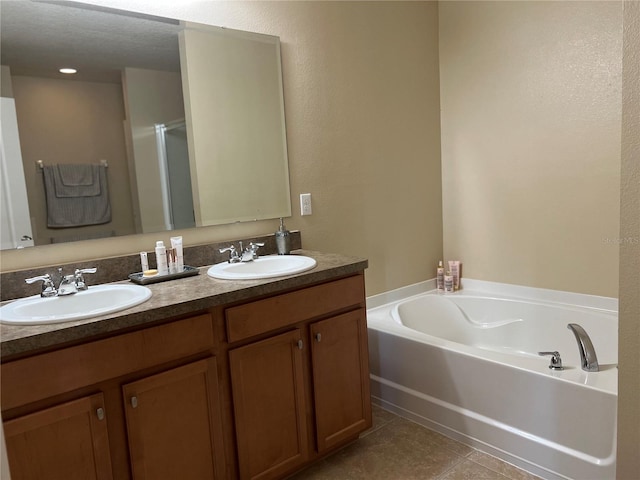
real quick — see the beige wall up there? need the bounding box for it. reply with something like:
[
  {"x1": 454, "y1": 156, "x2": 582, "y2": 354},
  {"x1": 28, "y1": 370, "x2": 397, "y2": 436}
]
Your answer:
[
  {"x1": 10, "y1": 75, "x2": 136, "y2": 244},
  {"x1": 439, "y1": 1, "x2": 622, "y2": 297},
  {"x1": 0, "y1": 1, "x2": 443, "y2": 298},
  {"x1": 617, "y1": 2, "x2": 640, "y2": 478}
]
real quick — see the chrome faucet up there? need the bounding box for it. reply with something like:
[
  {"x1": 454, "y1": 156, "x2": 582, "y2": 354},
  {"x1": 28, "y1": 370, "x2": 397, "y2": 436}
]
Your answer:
[
  {"x1": 567, "y1": 323, "x2": 599, "y2": 372},
  {"x1": 219, "y1": 244, "x2": 240, "y2": 263},
  {"x1": 538, "y1": 351, "x2": 564, "y2": 370},
  {"x1": 57, "y1": 273, "x2": 80, "y2": 296},
  {"x1": 73, "y1": 268, "x2": 96, "y2": 291},
  {"x1": 219, "y1": 242, "x2": 265, "y2": 263},
  {"x1": 25, "y1": 267, "x2": 97, "y2": 297},
  {"x1": 242, "y1": 242, "x2": 264, "y2": 262},
  {"x1": 25, "y1": 274, "x2": 57, "y2": 297}
]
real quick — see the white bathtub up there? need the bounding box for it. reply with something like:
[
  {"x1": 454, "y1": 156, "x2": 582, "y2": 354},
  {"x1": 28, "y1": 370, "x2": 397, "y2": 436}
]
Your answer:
[{"x1": 367, "y1": 280, "x2": 618, "y2": 480}]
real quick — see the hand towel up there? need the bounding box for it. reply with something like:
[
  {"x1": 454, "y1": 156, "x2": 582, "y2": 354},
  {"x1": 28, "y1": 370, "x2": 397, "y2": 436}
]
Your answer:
[
  {"x1": 43, "y1": 164, "x2": 112, "y2": 227},
  {"x1": 53, "y1": 164, "x2": 101, "y2": 197}
]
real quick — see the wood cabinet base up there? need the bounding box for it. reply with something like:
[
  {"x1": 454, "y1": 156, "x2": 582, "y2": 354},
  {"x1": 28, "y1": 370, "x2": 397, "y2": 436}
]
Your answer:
[
  {"x1": 2, "y1": 273, "x2": 371, "y2": 480},
  {"x1": 5, "y1": 393, "x2": 113, "y2": 480}
]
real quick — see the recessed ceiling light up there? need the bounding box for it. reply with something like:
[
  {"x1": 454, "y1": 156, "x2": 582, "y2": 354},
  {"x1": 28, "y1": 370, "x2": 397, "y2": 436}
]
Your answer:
[{"x1": 59, "y1": 68, "x2": 77, "y2": 74}]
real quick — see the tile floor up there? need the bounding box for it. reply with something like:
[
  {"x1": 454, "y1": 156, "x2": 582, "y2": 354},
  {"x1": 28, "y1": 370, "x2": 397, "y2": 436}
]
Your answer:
[{"x1": 291, "y1": 404, "x2": 542, "y2": 480}]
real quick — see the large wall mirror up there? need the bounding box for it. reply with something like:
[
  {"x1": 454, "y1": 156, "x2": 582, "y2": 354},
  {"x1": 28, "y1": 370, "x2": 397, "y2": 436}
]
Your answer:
[{"x1": 0, "y1": 1, "x2": 291, "y2": 250}]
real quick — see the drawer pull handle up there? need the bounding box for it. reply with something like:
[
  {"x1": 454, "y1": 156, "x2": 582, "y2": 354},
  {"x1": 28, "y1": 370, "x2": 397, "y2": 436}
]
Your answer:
[
  {"x1": 96, "y1": 408, "x2": 105, "y2": 421},
  {"x1": 131, "y1": 396, "x2": 138, "y2": 408},
  {"x1": 315, "y1": 333, "x2": 322, "y2": 342},
  {"x1": 297, "y1": 339, "x2": 303, "y2": 350}
]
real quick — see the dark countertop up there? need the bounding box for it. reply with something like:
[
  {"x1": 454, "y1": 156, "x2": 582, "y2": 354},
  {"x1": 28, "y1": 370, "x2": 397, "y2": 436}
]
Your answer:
[{"x1": 0, "y1": 250, "x2": 367, "y2": 360}]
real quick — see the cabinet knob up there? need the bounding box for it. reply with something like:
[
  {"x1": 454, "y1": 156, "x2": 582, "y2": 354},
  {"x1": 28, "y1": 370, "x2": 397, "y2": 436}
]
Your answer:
[
  {"x1": 96, "y1": 407, "x2": 105, "y2": 420},
  {"x1": 131, "y1": 396, "x2": 138, "y2": 408},
  {"x1": 315, "y1": 332, "x2": 322, "y2": 342},
  {"x1": 297, "y1": 339, "x2": 303, "y2": 350}
]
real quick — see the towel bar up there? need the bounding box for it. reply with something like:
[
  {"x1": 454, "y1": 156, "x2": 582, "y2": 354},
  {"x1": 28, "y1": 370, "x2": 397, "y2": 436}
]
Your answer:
[{"x1": 37, "y1": 159, "x2": 108, "y2": 170}]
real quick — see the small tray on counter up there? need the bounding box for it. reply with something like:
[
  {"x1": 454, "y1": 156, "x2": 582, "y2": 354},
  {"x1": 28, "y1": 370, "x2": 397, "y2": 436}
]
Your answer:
[{"x1": 128, "y1": 265, "x2": 200, "y2": 285}]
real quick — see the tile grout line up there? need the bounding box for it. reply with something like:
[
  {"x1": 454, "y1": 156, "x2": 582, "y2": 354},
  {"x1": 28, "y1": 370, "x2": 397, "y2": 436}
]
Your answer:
[
  {"x1": 465, "y1": 447, "x2": 542, "y2": 480},
  {"x1": 366, "y1": 405, "x2": 538, "y2": 480},
  {"x1": 374, "y1": 412, "x2": 474, "y2": 480},
  {"x1": 433, "y1": 453, "x2": 468, "y2": 480}
]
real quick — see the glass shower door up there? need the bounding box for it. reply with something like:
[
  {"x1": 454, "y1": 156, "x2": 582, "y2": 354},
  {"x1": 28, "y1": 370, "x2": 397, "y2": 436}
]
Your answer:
[{"x1": 155, "y1": 120, "x2": 195, "y2": 230}]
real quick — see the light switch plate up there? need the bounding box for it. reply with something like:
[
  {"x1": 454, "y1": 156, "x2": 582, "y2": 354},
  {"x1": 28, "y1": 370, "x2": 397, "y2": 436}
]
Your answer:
[{"x1": 300, "y1": 193, "x2": 312, "y2": 216}]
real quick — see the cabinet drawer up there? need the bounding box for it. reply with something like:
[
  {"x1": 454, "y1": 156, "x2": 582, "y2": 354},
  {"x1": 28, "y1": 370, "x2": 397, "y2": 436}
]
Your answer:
[
  {"x1": 226, "y1": 274, "x2": 365, "y2": 343},
  {"x1": 1, "y1": 314, "x2": 214, "y2": 410}
]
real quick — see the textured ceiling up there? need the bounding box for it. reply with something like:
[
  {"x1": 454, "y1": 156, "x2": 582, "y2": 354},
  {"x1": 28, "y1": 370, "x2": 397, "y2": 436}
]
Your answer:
[{"x1": 0, "y1": 1, "x2": 182, "y2": 83}]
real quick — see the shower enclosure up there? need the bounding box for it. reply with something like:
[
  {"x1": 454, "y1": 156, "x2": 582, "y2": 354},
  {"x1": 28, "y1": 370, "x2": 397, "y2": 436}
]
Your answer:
[{"x1": 154, "y1": 119, "x2": 195, "y2": 231}]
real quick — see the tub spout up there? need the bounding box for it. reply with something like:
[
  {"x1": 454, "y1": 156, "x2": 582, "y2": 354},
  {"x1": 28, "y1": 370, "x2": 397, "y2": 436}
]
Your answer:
[{"x1": 567, "y1": 323, "x2": 599, "y2": 372}]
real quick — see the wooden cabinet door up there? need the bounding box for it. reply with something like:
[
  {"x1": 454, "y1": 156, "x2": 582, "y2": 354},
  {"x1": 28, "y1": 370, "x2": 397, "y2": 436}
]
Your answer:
[
  {"x1": 122, "y1": 358, "x2": 225, "y2": 480},
  {"x1": 229, "y1": 329, "x2": 308, "y2": 480},
  {"x1": 310, "y1": 309, "x2": 372, "y2": 452},
  {"x1": 4, "y1": 393, "x2": 113, "y2": 480}
]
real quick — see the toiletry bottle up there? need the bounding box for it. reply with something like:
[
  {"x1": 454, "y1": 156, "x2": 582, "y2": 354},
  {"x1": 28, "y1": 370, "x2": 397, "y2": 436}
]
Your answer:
[
  {"x1": 436, "y1": 260, "x2": 445, "y2": 292},
  {"x1": 275, "y1": 218, "x2": 291, "y2": 255},
  {"x1": 170, "y1": 236, "x2": 184, "y2": 272},
  {"x1": 444, "y1": 271, "x2": 454, "y2": 293},
  {"x1": 155, "y1": 241, "x2": 169, "y2": 275},
  {"x1": 167, "y1": 248, "x2": 177, "y2": 274},
  {"x1": 140, "y1": 251, "x2": 149, "y2": 273},
  {"x1": 448, "y1": 260, "x2": 461, "y2": 291}
]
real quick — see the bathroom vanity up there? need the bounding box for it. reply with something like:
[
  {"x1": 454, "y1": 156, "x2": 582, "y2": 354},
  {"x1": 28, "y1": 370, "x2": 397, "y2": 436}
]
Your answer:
[{"x1": 0, "y1": 251, "x2": 371, "y2": 479}]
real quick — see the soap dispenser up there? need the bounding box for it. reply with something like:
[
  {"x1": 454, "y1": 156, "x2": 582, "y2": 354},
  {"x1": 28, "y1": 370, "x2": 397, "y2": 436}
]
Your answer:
[{"x1": 275, "y1": 218, "x2": 291, "y2": 255}]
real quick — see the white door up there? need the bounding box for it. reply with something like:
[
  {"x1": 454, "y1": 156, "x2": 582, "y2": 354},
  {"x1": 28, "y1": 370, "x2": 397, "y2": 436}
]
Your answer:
[{"x1": 1, "y1": 97, "x2": 34, "y2": 249}]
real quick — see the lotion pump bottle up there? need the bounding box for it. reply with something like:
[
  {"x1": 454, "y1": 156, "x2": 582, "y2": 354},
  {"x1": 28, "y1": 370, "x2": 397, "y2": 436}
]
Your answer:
[
  {"x1": 155, "y1": 241, "x2": 169, "y2": 275},
  {"x1": 275, "y1": 218, "x2": 291, "y2": 255}
]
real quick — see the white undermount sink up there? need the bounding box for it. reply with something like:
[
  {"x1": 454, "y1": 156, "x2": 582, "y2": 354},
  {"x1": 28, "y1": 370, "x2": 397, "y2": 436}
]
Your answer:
[
  {"x1": 0, "y1": 284, "x2": 152, "y2": 325},
  {"x1": 207, "y1": 254, "x2": 317, "y2": 280}
]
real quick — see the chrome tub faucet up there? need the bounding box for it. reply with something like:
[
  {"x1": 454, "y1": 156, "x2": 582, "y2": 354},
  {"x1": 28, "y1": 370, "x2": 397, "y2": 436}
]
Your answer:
[
  {"x1": 538, "y1": 351, "x2": 564, "y2": 370},
  {"x1": 567, "y1": 323, "x2": 599, "y2": 372}
]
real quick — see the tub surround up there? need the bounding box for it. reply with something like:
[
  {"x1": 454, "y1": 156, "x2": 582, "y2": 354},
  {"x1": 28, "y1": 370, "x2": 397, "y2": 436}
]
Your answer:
[{"x1": 367, "y1": 277, "x2": 618, "y2": 313}]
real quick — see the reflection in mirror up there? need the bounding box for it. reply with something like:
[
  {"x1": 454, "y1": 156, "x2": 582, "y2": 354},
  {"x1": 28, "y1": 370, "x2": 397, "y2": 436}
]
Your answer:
[{"x1": 0, "y1": 1, "x2": 291, "y2": 250}]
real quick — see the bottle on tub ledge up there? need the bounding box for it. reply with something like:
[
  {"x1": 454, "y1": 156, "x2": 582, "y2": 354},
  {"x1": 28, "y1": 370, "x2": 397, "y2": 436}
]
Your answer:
[
  {"x1": 437, "y1": 260, "x2": 461, "y2": 292},
  {"x1": 444, "y1": 271, "x2": 454, "y2": 293},
  {"x1": 436, "y1": 260, "x2": 445, "y2": 292},
  {"x1": 448, "y1": 260, "x2": 461, "y2": 291}
]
